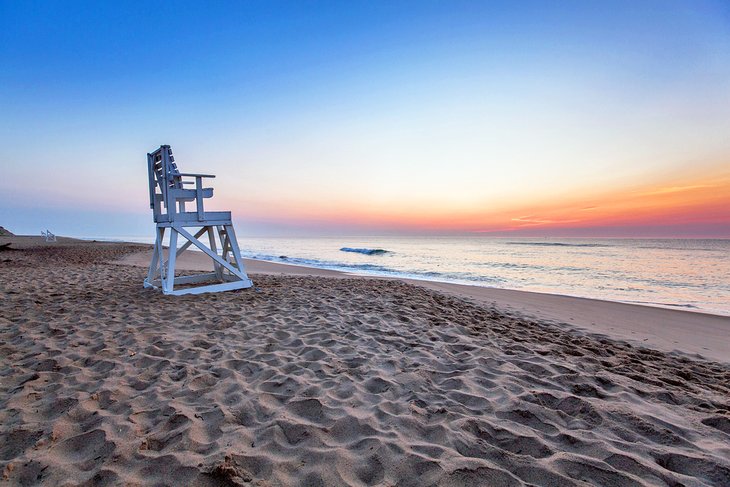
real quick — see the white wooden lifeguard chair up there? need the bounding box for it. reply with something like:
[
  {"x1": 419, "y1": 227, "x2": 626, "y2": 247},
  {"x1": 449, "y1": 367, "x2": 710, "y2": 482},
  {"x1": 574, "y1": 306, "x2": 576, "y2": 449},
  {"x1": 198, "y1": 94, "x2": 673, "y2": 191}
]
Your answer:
[
  {"x1": 41, "y1": 230, "x2": 57, "y2": 242},
  {"x1": 144, "y1": 145, "x2": 253, "y2": 295}
]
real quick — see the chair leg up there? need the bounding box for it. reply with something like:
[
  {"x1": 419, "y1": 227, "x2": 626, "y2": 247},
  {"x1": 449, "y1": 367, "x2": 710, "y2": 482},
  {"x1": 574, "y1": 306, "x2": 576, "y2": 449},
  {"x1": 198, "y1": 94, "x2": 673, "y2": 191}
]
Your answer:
[
  {"x1": 207, "y1": 226, "x2": 223, "y2": 281},
  {"x1": 145, "y1": 223, "x2": 252, "y2": 295},
  {"x1": 165, "y1": 229, "x2": 178, "y2": 294},
  {"x1": 217, "y1": 226, "x2": 230, "y2": 270},
  {"x1": 225, "y1": 224, "x2": 250, "y2": 279},
  {"x1": 145, "y1": 228, "x2": 162, "y2": 287}
]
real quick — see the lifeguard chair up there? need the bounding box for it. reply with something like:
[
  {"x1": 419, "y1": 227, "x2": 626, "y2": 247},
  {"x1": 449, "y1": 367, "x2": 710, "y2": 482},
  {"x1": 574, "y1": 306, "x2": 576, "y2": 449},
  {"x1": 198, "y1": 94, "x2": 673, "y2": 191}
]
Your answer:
[
  {"x1": 41, "y1": 230, "x2": 56, "y2": 242},
  {"x1": 144, "y1": 145, "x2": 253, "y2": 295}
]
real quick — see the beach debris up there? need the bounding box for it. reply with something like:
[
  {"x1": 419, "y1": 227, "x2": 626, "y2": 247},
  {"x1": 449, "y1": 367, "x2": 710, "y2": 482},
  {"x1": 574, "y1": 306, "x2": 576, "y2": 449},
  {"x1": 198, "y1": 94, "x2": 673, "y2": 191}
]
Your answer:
[
  {"x1": 2, "y1": 463, "x2": 14, "y2": 481},
  {"x1": 205, "y1": 455, "x2": 253, "y2": 486}
]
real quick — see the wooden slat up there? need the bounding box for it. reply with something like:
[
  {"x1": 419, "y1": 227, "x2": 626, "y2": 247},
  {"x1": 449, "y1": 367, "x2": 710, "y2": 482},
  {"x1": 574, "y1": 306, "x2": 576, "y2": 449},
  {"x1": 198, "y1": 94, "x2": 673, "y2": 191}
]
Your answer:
[{"x1": 166, "y1": 279, "x2": 252, "y2": 296}]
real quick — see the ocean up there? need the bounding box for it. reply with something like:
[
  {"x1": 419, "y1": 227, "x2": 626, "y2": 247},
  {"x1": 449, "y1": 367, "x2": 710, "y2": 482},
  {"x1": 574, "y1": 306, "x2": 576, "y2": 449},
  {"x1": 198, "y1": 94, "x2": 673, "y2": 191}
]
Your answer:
[{"x1": 91, "y1": 236, "x2": 730, "y2": 316}]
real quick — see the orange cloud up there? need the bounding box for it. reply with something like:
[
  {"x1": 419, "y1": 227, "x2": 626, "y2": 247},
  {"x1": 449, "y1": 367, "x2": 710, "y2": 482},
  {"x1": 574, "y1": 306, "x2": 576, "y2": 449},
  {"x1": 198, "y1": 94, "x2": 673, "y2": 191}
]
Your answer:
[
  {"x1": 637, "y1": 184, "x2": 717, "y2": 196},
  {"x1": 481, "y1": 171, "x2": 730, "y2": 234},
  {"x1": 224, "y1": 164, "x2": 730, "y2": 236},
  {"x1": 510, "y1": 216, "x2": 582, "y2": 227}
]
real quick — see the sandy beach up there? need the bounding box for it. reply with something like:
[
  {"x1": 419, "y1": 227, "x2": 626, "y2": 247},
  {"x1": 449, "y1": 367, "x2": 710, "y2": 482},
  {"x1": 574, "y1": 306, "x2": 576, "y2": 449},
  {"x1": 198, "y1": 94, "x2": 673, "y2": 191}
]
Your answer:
[
  {"x1": 1, "y1": 238, "x2": 729, "y2": 486},
  {"x1": 119, "y1": 249, "x2": 730, "y2": 364}
]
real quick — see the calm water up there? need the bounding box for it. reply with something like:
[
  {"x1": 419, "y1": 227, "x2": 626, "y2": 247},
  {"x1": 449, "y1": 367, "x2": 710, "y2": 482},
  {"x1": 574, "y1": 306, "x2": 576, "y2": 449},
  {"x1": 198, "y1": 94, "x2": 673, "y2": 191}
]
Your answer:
[{"x1": 91, "y1": 236, "x2": 730, "y2": 316}]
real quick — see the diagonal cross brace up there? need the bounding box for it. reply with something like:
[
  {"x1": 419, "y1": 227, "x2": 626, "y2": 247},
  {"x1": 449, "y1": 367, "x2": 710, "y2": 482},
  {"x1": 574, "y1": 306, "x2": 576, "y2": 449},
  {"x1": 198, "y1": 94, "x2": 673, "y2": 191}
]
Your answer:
[
  {"x1": 173, "y1": 225, "x2": 247, "y2": 280},
  {"x1": 172, "y1": 227, "x2": 207, "y2": 259}
]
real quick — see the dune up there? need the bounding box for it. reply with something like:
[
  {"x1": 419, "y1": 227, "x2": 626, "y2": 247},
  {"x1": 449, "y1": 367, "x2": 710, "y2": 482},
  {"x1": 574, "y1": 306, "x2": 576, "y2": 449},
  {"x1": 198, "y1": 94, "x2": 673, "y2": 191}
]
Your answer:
[{"x1": 1, "y1": 238, "x2": 729, "y2": 486}]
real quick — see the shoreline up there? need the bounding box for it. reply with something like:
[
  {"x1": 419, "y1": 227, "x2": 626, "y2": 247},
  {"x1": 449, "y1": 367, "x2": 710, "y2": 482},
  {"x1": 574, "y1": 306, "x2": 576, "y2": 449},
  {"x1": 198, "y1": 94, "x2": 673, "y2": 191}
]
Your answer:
[
  {"x1": 4, "y1": 235, "x2": 729, "y2": 362},
  {"x1": 249, "y1": 257, "x2": 723, "y2": 316},
  {"x1": 116, "y1": 245, "x2": 730, "y2": 364},
  {"x1": 68, "y1": 236, "x2": 730, "y2": 317}
]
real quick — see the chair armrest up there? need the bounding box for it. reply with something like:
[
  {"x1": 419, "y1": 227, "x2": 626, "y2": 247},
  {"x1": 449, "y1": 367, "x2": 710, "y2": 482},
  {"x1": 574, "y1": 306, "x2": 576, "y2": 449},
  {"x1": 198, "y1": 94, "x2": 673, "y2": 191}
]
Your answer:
[{"x1": 178, "y1": 172, "x2": 216, "y2": 178}]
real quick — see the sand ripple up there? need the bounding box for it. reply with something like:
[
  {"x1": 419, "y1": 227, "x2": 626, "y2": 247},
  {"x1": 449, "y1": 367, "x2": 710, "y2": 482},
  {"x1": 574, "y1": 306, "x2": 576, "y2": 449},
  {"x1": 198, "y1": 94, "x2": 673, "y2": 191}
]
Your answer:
[{"x1": 1, "y1": 244, "x2": 729, "y2": 486}]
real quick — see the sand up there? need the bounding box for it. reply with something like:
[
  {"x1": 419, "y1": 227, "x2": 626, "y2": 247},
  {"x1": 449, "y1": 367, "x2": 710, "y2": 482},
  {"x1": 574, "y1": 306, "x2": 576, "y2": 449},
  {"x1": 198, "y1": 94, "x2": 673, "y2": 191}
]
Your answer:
[
  {"x1": 1, "y1": 239, "x2": 730, "y2": 486},
  {"x1": 120, "y1": 248, "x2": 730, "y2": 364}
]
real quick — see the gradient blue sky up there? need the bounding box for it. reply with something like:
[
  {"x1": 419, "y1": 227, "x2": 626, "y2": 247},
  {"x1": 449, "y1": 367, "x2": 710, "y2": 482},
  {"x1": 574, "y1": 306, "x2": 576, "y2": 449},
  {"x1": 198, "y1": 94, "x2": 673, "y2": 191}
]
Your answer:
[{"x1": 1, "y1": 1, "x2": 729, "y2": 237}]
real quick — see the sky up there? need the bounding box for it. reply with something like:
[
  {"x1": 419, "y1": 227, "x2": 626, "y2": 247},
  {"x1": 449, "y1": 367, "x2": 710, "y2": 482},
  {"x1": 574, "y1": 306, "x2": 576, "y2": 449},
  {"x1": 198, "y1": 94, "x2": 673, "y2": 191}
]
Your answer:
[{"x1": 1, "y1": 0, "x2": 729, "y2": 238}]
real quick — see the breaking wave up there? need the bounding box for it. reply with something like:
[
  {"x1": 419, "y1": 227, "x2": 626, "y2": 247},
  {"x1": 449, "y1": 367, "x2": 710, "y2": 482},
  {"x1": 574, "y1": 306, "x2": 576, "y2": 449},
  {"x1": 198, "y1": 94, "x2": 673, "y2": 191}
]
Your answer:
[
  {"x1": 239, "y1": 252, "x2": 505, "y2": 286},
  {"x1": 340, "y1": 247, "x2": 391, "y2": 255}
]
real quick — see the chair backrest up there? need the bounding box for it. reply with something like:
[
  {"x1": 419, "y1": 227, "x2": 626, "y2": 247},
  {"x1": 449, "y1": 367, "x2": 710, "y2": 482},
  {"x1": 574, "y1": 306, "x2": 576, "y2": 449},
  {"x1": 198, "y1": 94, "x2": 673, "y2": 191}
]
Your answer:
[{"x1": 148, "y1": 145, "x2": 182, "y2": 213}]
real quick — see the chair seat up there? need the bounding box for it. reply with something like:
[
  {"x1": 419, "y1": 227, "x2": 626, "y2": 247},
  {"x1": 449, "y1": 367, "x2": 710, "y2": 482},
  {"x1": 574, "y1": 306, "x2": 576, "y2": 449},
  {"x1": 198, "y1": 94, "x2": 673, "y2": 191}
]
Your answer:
[{"x1": 154, "y1": 210, "x2": 232, "y2": 226}]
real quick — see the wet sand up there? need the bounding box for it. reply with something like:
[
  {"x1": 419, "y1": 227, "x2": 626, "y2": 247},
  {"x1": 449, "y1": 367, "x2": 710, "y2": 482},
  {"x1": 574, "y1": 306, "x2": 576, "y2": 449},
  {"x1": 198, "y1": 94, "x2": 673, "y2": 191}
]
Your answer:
[{"x1": 1, "y1": 238, "x2": 729, "y2": 486}]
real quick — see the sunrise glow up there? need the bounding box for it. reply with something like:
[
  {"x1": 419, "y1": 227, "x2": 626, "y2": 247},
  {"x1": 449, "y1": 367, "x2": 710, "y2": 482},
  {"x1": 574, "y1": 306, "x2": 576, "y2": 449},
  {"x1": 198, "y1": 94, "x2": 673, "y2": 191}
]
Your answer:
[{"x1": 1, "y1": 1, "x2": 729, "y2": 237}]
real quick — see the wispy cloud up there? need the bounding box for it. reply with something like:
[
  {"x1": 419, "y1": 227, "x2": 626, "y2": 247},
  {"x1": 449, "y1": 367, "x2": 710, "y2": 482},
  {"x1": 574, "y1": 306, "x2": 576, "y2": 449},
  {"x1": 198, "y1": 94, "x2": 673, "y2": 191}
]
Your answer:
[
  {"x1": 637, "y1": 184, "x2": 715, "y2": 196},
  {"x1": 510, "y1": 216, "x2": 582, "y2": 226}
]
